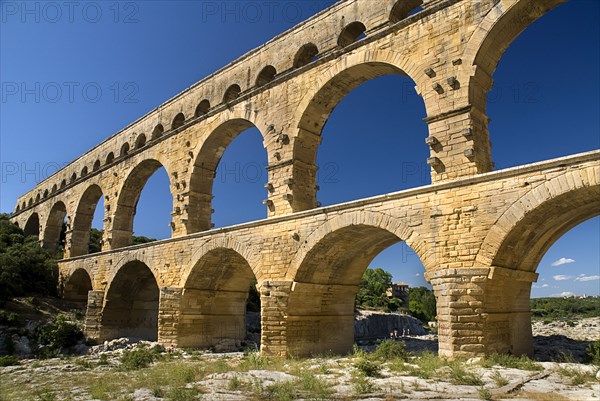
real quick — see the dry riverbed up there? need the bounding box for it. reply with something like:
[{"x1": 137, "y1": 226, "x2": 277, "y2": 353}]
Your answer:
[{"x1": 1, "y1": 318, "x2": 599, "y2": 401}]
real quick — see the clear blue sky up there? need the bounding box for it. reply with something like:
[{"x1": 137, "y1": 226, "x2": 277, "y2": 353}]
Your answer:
[{"x1": 1, "y1": 0, "x2": 598, "y2": 297}]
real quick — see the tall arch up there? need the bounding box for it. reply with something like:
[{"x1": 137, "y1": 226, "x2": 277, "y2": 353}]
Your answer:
[
  {"x1": 292, "y1": 59, "x2": 423, "y2": 210},
  {"x1": 177, "y1": 247, "x2": 257, "y2": 348},
  {"x1": 187, "y1": 118, "x2": 266, "y2": 233},
  {"x1": 23, "y1": 213, "x2": 40, "y2": 239},
  {"x1": 101, "y1": 261, "x2": 159, "y2": 341},
  {"x1": 287, "y1": 212, "x2": 430, "y2": 356},
  {"x1": 71, "y1": 184, "x2": 104, "y2": 257},
  {"x1": 43, "y1": 201, "x2": 67, "y2": 250},
  {"x1": 256, "y1": 65, "x2": 277, "y2": 87},
  {"x1": 475, "y1": 169, "x2": 600, "y2": 356},
  {"x1": 223, "y1": 84, "x2": 241, "y2": 103},
  {"x1": 63, "y1": 268, "x2": 93, "y2": 303},
  {"x1": 111, "y1": 159, "x2": 172, "y2": 249}
]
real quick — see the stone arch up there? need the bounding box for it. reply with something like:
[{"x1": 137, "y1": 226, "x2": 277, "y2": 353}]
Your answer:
[
  {"x1": 293, "y1": 43, "x2": 319, "y2": 68},
  {"x1": 21, "y1": 201, "x2": 26, "y2": 210},
  {"x1": 105, "y1": 152, "x2": 115, "y2": 165},
  {"x1": 151, "y1": 124, "x2": 164, "y2": 140},
  {"x1": 23, "y1": 213, "x2": 40, "y2": 238},
  {"x1": 101, "y1": 260, "x2": 160, "y2": 341},
  {"x1": 256, "y1": 65, "x2": 277, "y2": 87},
  {"x1": 291, "y1": 51, "x2": 424, "y2": 209},
  {"x1": 71, "y1": 184, "x2": 104, "y2": 257},
  {"x1": 463, "y1": 0, "x2": 566, "y2": 125},
  {"x1": 81, "y1": 166, "x2": 88, "y2": 177},
  {"x1": 286, "y1": 210, "x2": 431, "y2": 356},
  {"x1": 195, "y1": 100, "x2": 210, "y2": 117},
  {"x1": 51, "y1": 184, "x2": 57, "y2": 193},
  {"x1": 43, "y1": 201, "x2": 67, "y2": 250},
  {"x1": 63, "y1": 268, "x2": 93, "y2": 302},
  {"x1": 70, "y1": 173, "x2": 77, "y2": 183},
  {"x1": 43, "y1": 189, "x2": 49, "y2": 198},
  {"x1": 473, "y1": 166, "x2": 599, "y2": 356},
  {"x1": 171, "y1": 113, "x2": 185, "y2": 130},
  {"x1": 60, "y1": 179, "x2": 67, "y2": 189},
  {"x1": 27, "y1": 198, "x2": 33, "y2": 207},
  {"x1": 223, "y1": 84, "x2": 241, "y2": 103},
  {"x1": 135, "y1": 133, "x2": 147, "y2": 149},
  {"x1": 187, "y1": 118, "x2": 268, "y2": 233},
  {"x1": 177, "y1": 244, "x2": 258, "y2": 348},
  {"x1": 390, "y1": 0, "x2": 423, "y2": 23},
  {"x1": 120, "y1": 142, "x2": 130, "y2": 157},
  {"x1": 35, "y1": 193, "x2": 41, "y2": 202},
  {"x1": 477, "y1": 167, "x2": 600, "y2": 272},
  {"x1": 111, "y1": 158, "x2": 173, "y2": 249},
  {"x1": 337, "y1": 21, "x2": 366, "y2": 47},
  {"x1": 93, "y1": 159, "x2": 101, "y2": 171}
]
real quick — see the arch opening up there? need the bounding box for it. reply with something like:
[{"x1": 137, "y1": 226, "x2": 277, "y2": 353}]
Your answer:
[
  {"x1": 81, "y1": 166, "x2": 88, "y2": 177},
  {"x1": 390, "y1": 0, "x2": 423, "y2": 23},
  {"x1": 93, "y1": 160, "x2": 101, "y2": 171},
  {"x1": 223, "y1": 84, "x2": 241, "y2": 103},
  {"x1": 23, "y1": 213, "x2": 40, "y2": 238},
  {"x1": 293, "y1": 43, "x2": 319, "y2": 68},
  {"x1": 178, "y1": 248, "x2": 259, "y2": 349},
  {"x1": 297, "y1": 62, "x2": 427, "y2": 208},
  {"x1": 151, "y1": 124, "x2": 164, "y2": 140},
  {"x1": 338, "y1": 21, "x2": 367, "y2": 47},
  {"x1": 135, "y1": 133, "x2": 147, "y2": 149},
  {"x1": 63, "y1": 268, "x2": 92, "y2": 304},
  {"x1": 101, "y1": 261, "x2": 159, "y2": 341},
  {"x1": 105, "y1": 152, "x2": 115, "y2": 165},
  {"x1": 60, "y1": 179, "x2": 67, "y2": 189},
  {"x1": 481, "y1": 0, "x2": 599, "y2": 169},
  {"x1": 43, "y1": 201, "x2": 67, "y2": 253},
  {"x1": 171, "y1": 113, "x2": 185, "y2": 130},
  {"x1": 112, "y1": 159, "x2": 172, "y2": 248},
  {"x1": 481, "y1": 184, "x2": 600, "y2": 357},
  {"x1": 120, "y1": 143, "x2": 130, "y2": 157},
  {"x1": 51, "y1": 184, "x2": 57, "y2": 193},
  {"x1": 195, "y1": 100, "x2": 210, "y2": 117},
  {"x1": 256, "y1": 65, "x2": 277, "y2": 87},
  {"x1": 71, "y1": 184, "x2": 104, "y2": 257},
  {"x1": 188, "y1": 119, "x2": 267, "y2": 233},
  {"x1": 70, "y1": 173, "x2": 77, "y2": 183},
  {"x1": 288, "y1": 224, "x2": 428, "y2": 356}
]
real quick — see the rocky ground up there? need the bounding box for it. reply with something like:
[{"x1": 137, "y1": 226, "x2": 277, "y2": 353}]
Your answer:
[{"x1": 0, "y1": 318, "x2": 598, "y2": 401}]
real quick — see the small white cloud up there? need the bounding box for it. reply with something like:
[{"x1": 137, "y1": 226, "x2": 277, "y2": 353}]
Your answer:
[
  {"x1": 542, "y1": 284, "x2": 549, "y2": 288},
  {"x1": 575, "y1": 275, "x2": 600, "y2": 282},
  {"x1": 553, "y1": 275, "x2": 573, "y2": 281},
  {"x1": 415, "y1": 273, "x2": 421, "y2": 277},
  {"x1": 553, "y1": 291, "x2": 575, "y2": 297},
  {"x1": 551, "y1": 258, "x2": 575, "y2": 266}
]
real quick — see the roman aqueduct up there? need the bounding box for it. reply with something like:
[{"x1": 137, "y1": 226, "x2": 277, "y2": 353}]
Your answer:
[{"x1": 10, "y1": 0, "x2": 600, "y2": 358}]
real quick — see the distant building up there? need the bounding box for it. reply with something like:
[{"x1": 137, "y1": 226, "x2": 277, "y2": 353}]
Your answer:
[{"x1": 386, "y1": 282, "x2": 409, "y2": 306}]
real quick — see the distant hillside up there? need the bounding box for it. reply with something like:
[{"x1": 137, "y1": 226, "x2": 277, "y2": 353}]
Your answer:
[{"x1": 531, "y1": 296, "x2": 600, "y2": 320}]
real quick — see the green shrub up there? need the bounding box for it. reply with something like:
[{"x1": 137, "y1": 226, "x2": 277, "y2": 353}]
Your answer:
[
  {"x1": 586, "y1": 339, "x2": 600, "y2": 365},
  {"x1": 34, "y1": 314, "x2": 84, "y2": 357},
  {"x1": 0, "y1": 310, "x2": 19, "y2": 326},
  {"x1": 354, "y1": 358, "x2": 381, "y2": 377},
  {"x1": 447, "y1": 361, "x2": 483, "y2": 386},
  {"x1": 0, "y1": 355, "x2": 19, "y2": 366},
  {"x1": 372, "y1": 339, "x2": 409, "y2": 361},
  {"x1": 352, "y1": 377, "x2": 378, "y2": 395},
  {"x1": 120, "y1": 348, "x2": 159, "y2": 370}
]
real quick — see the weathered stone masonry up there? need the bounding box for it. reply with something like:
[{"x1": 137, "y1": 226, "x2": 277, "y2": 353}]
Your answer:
[{"x1": 10, "y1": 0, "x2": 599, "y2": 358}]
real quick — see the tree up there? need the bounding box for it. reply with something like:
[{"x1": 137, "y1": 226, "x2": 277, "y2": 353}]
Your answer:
[
  {"x1": 0, "y1": 214, "x2": 58, "y2": 301},
  {"x1": 408, "y1": 286, "x2": 437, "y2": 322},
  {"x1": 356, "y1": 268, "x2": 402, "y2": 311}
]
